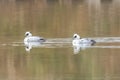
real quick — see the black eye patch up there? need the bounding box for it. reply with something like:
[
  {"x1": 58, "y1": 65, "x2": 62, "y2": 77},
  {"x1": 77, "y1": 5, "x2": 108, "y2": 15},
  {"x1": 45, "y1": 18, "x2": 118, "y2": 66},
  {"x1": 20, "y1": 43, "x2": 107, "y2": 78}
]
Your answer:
[
  {"x1": 74, "y1": 36, "x2": 77, "y2": 38},
  {"x1": 26, "y1": 33, "x2": 29, "y2": 36}
]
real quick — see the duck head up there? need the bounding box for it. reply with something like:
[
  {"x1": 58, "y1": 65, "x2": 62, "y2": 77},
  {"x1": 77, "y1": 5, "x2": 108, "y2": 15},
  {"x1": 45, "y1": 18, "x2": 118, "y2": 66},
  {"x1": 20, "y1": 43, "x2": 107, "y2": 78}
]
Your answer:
[
  {"x1": 73, "y1": 34, "x2": 80, "y2": 39},
  {"x1": 25, "y1": 31, "x2": 32, "y2": 37}
]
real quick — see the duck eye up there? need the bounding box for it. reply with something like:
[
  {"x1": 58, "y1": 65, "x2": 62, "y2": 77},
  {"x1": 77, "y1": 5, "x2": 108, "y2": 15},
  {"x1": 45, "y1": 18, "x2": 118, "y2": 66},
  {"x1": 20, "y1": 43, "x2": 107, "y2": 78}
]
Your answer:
[
  {"x1": 74, "y1": 36, "x2": 77, "y2": 38},
  {"x1": 26, "y1": 33, "x2": 29, "y2": 36}
]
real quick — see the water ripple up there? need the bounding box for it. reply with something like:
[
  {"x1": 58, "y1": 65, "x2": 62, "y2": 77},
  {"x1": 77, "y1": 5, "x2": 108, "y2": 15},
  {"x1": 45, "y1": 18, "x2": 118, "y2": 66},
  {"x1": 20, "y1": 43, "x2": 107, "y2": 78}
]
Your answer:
[{"x1": 1, "y1": 37, "x2": 120, "y2": 52}]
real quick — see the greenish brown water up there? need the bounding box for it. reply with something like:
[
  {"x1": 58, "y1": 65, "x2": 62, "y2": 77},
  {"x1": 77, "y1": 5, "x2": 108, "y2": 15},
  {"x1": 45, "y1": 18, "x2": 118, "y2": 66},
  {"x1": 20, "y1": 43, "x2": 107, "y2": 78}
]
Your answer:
[{"x1": 0, "y1": 0, "x2": 120, "y2": 80}]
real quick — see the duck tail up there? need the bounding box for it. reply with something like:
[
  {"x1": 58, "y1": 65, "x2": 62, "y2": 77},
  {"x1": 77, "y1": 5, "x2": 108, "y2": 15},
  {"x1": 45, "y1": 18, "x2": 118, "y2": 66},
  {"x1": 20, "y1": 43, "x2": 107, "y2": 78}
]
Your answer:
[
  {"x1": 40, "y1": 38, "x2": 46, "y2": 42},
  {"x1": 91, "y1": 40, "x2": 96, "y2": 45}
]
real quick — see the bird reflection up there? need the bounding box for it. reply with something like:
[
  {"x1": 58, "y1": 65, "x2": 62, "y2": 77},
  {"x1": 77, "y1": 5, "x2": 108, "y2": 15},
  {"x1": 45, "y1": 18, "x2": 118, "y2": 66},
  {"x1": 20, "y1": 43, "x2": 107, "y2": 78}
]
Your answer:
[
  {"x1": 73, "y1": 43, "x2": 93, "y2": 54},
  {"x1": 24, "y1": 41, "x2": 43, "y2": 52}
]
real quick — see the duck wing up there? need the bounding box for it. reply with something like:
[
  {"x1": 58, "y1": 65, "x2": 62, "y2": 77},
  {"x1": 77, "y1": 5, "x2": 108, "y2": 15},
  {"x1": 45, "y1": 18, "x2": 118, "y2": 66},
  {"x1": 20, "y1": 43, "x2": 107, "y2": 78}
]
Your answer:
[{"x1": 27, "y1": 36, "x2": 45, "y2": 42}]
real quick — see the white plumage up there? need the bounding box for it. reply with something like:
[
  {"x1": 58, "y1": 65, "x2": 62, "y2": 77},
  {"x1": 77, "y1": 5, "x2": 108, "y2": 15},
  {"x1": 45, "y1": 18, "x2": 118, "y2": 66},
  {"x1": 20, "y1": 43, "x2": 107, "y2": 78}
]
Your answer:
[{"x1": 72, "y1": 34, "x2": 96, "y2": 46}]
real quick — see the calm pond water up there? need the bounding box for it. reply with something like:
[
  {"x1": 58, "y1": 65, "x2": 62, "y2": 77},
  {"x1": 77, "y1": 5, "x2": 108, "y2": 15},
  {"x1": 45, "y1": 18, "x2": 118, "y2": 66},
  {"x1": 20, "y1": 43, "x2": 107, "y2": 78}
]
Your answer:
[{"x1": 0, "y1": 0, "x2": 120, "y2": 80}]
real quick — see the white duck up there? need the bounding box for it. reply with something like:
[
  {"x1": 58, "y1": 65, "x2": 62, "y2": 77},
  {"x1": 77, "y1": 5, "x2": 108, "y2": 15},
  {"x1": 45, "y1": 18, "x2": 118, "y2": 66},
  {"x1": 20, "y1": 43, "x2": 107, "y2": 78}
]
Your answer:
[
  {"x1": 72, "y1": 34, "x2": 96, "y2": 46},
  {"x1": 24, "y1": 31, "x2": 45, "y2": 42}
]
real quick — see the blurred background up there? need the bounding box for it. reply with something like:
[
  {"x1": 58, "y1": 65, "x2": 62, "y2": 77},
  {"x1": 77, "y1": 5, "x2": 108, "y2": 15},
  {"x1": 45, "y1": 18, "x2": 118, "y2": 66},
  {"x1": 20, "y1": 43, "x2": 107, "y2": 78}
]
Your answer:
[{"x1": 0, "y1": 0, "x2": 120, "y2": 40}]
